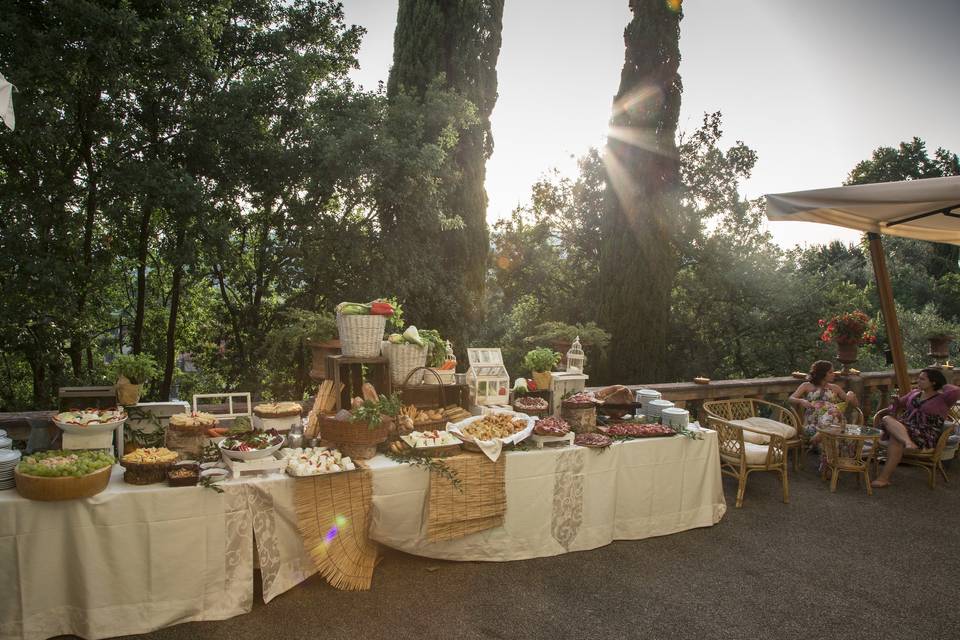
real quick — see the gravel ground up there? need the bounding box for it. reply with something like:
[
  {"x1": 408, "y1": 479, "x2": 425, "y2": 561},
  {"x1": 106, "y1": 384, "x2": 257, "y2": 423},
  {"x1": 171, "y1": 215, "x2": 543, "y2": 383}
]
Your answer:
[{"x1": 112, "y1": 456, "x2": 960, "y2": 640}]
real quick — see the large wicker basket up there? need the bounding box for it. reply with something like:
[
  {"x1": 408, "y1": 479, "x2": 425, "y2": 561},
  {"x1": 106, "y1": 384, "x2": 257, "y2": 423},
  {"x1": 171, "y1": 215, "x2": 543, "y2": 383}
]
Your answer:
[
  {"x1": 336, "y1": 312, "x2": 386, "y2": 357},
  {"x1": 319, "y1": 416, "x2": 390, "y2": 452},
  {"x1": 382, "y1": 341, "x2": 428, "y2": 385},
  {"x1": 15, "y1": 465, "x2": 112, "y2": 501}
]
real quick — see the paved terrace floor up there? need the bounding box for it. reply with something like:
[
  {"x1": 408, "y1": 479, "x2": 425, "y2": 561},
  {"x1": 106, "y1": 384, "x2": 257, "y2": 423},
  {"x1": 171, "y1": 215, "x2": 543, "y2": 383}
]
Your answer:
[{"x1": 114, "y1": 456, "x2": 960, "y2": 640}]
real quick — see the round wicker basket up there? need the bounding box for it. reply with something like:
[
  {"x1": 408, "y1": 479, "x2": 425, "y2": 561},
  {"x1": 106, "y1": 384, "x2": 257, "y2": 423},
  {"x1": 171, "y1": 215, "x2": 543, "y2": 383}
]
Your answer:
[
  {"x1": 382, "y1": 341, "x2": 428, "y2": 385},
  {"x1": 336, "y1": 312, "x2": 386, "y2": 357},
  {"x1": 15, "y1": 465, "x2": 112, "y2": 501}
]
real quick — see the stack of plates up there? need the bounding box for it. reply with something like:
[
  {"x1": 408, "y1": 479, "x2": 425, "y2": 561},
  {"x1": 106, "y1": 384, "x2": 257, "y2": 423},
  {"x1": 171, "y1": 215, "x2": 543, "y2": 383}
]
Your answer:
[
  {"x1": 661, "y1": 407, "x2": 689, "y2": 429},
  {"x1": 0, "y1": 449, "x2": 20, "y2": 490},
  {"x1": 646, "y1": 399, "x2": 675, "y2": 422},
  {"x1": 635, "y1": 388, "x2": 662, "y2": 412},
  {"x1": 0, "y1": 436, "x2": 12, "y2": 449}
]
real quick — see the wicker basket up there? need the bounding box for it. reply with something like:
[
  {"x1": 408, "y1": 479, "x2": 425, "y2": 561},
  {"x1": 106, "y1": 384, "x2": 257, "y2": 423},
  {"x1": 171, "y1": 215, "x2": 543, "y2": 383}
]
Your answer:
[
  {"x1": 319, "y1": 416, "x2": 390, "y2": 448},
  {"x1": 121, "y1": 458, "x2": 177, "y2": 485},
  {"x1": 382, "y1": 341, "x2": 428, "y2": 386},
  {"x1": 15, "y1": 465, "x2": 112, "y2": 501},
  {"x1": 336, "y1": 312, "x2": 386, "y2": 357}
]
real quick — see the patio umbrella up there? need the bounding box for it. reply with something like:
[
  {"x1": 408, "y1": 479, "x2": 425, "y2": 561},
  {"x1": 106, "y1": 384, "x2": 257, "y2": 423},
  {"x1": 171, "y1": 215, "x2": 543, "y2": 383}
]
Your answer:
[
  {"x1": 765, "y1": 175, "x2": 960, "y2": 394},
  {"x1": 0, "y1": 73, "x2": 13, "y2": 131}
]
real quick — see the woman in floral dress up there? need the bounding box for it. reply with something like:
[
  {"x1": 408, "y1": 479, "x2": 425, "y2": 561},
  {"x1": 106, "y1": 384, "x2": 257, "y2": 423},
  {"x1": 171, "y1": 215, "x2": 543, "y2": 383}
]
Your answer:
[
  {"x1": 789, "y1": 360, "x2": 859, "y2": 442},
  {"x1": 872, "y1": 368, "x2": 960, "y2": 488}
]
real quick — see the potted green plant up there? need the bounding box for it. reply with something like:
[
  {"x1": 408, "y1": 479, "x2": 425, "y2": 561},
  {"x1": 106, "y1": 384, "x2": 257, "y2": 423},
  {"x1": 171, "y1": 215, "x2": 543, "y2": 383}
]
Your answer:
[
  {"x1": 524, "y1": 321, "x2": 611, "y2": 368},
  {"x1": 523, "y1": 347, "x2": 561, "y2": 391},
  {"x1": 923, "y1": 319, "x2": 959, "y2": 359},
  {"x1": 109, "y1": 354, "x2": 160, "y2": 405},
  {"x1": 418, "y1": 329, "x2": 456, "y2": 384}
]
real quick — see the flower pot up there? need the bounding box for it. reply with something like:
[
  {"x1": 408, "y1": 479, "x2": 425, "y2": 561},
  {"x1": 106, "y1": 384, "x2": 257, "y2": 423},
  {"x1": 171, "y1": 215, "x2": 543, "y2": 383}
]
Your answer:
[
  {"x1": 116, "y1": 376, "x2": 142, "y2": 406},
  {"x1": 532, "y1": 371, "x2": 553, "y2": 392},
  {"x1": 835, "y1": 343, "x2": 858, "y2": 374},
  {"x1": 929, "y1": 335, "x2": 953, "y2": 358}
]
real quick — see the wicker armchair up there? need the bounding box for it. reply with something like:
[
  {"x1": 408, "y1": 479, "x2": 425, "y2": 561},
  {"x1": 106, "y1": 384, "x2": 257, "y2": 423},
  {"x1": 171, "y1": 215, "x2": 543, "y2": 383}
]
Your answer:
[
  {"x1": 703, "y1": 399, "x2": 803, "y2": 470},
  {"x1": 871, "y1": 408, "x2": 957, "y2": 489},
  {"x1": 707, "y1": 414, "x2": 789, "y2": 508}
]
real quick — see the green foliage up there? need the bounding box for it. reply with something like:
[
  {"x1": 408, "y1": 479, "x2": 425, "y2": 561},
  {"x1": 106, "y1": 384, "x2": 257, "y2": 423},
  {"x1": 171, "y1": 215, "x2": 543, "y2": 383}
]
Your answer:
[
  {"x1": 524, "y1": 322, "x2": 611, "y2": 352},
  {"x1": 522, "y1": 348, "x2": 561, "y2": 374},
  {"x1": 109, "y1": 354, "x2": 160, "y2": 385},
  {"x1": 350, "y1": 392, "x2": 401, "y2": 428},
  {"x1": 417, "y1": 329, "x2": 447, "y2": 368}
]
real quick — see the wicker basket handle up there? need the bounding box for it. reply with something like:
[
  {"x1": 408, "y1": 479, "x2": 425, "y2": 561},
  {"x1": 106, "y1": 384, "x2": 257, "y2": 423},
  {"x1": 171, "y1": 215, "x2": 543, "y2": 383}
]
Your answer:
[{"x1": 401, "y1": 366, "x2": 446, "y2": 406}]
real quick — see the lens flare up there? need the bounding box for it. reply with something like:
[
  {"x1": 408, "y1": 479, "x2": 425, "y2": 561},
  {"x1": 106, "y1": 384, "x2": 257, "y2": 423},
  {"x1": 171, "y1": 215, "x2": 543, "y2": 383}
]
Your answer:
[
  {"x1": 335, "y1": 514, "x2": 348, "y2": 528},
  {"x1": 666, "y1": 0, "x2": 682, "y2": 12},
  {"x1": 324, "y1": 526, "x2": 338, "y2": 544}
]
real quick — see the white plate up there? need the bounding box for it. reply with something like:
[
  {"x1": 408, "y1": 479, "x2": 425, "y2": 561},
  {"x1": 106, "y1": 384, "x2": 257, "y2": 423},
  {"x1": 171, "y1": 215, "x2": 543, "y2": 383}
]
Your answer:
[
  {"x1": 0, "y1": 437, "x2": 11, "y2": 449},
  {"x1": 0, "y1": 450, "x2": 20, "y2": 463},
  {"x1": 53, "y1": 417, "x2": 126, "y2": 435},
  {"x1": 218, "y1": 439, "x2": 283, "y2": 460},
  {"x1": 200, "y1": 468, "x2": 229, "y2": 482}
]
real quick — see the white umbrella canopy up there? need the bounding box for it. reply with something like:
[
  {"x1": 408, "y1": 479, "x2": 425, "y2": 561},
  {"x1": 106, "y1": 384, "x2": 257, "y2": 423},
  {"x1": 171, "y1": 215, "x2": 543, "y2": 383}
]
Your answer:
[
  {"x1": 766, "y1": 175, "x2": 960, "y2": 244},
  {"x1": 765, "y1": 176, "x2": 960, "y2": 394},
  {"x1": 0, "y1": 72, "x2": 14, "y2": 131}
]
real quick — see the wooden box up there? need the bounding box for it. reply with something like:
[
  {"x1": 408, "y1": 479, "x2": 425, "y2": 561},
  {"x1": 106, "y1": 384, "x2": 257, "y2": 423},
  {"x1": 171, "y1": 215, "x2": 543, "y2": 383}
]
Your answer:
[
  {"x1": 399, "y1": 383, "x2": 471, "y2": 411},
  {"x1": 58, "y1": 386, "x2": 117, "y2": 410},
  {"x1": 325, "y1": 355, "x2": 392, "y2": 410}
]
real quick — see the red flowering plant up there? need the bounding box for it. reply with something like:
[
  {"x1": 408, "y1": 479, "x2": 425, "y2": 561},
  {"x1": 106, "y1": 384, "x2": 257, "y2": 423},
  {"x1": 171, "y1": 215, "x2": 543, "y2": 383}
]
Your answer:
[{"x1": 818, "y1": 311, "x2": 878, "y2": 346}]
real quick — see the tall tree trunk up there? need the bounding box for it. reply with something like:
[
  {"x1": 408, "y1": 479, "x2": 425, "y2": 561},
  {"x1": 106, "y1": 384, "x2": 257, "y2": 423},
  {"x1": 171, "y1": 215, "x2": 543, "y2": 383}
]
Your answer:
[
  {"x1": 599, "y1": 0, "x2": 683, "y2": 384},
  {"x1": 160, "y1": 225, "x2": 187, "y2": 400},
  {"x1": 132, "y1": 203, "x2": 152, "y2": 354},
  {"x1": 385, "y1": 0, "x2": 504, "y2": 350}
]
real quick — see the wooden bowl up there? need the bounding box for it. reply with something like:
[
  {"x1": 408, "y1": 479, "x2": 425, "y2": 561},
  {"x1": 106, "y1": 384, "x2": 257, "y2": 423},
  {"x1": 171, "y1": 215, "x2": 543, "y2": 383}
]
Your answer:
[{"x1": 15, "y1": 465, "x2": 112, "y2": 501}]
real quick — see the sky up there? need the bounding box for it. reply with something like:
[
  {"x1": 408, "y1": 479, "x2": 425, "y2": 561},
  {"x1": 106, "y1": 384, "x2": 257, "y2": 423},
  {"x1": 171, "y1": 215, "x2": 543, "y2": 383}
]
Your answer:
[{"x1": 342, "y1": 0, "x2": 960, "y2": 249}]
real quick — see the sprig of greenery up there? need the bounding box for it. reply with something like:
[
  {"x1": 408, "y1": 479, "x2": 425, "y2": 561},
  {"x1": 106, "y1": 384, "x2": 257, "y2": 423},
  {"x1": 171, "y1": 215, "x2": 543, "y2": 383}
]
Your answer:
[
  {"x1": 199, "y1": 475, "x2": 225, "y2": 493},
  {"x1": 123, "y1": 407, "x2": 166, "y2": 448},
  {"x1": 378, "y1": 392, "x2": 402, "y2": 418},
  {"x1": 384, "y1": 448, "x2": 462, "y2": 492}
]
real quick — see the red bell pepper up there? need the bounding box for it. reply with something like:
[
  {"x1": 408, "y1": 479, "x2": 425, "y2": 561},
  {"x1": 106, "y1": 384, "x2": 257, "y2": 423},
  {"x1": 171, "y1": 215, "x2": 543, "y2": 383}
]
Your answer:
[{"x1": 369, "y1": 301, "x2": 395, "y2": 316}]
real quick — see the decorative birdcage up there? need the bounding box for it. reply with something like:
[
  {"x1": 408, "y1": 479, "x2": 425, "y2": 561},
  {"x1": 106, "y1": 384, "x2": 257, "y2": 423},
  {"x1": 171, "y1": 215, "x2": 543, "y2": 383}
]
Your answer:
[
  {"x1": 565, "y1": 336, "x2": 586, "y2": 373},
  {"x1": 466, "y1": 348, "x2": 510, "y2": 406}
]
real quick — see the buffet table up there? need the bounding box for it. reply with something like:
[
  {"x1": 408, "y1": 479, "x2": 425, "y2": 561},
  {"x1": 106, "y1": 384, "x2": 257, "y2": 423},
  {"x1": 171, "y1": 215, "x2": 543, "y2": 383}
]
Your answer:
[{"x1": 0, "y1": 431, "x2": 725, "y2": 640}]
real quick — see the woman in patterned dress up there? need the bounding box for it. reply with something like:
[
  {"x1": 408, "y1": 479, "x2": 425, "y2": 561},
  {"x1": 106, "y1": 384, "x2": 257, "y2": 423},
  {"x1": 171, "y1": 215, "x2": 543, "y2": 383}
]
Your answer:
[
  {"x1": 872, "y1": 368, "x2": 960, "y2": 488},
  {"x1": 789, "y1": 360, "x2": 859, "y2": 443}
]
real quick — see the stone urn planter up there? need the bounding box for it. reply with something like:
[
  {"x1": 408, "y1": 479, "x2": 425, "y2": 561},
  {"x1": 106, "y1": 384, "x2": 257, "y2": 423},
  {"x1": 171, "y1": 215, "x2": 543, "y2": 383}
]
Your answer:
[
  {"x1": 928, "y1": 334, "x2": 953, "y2": 359},
  {"x1": 307, "y1": 339, "x2": 341, "y2": 381},
  {"x1": 836, "y1": 342, "x2": 858, "y2": 374}
]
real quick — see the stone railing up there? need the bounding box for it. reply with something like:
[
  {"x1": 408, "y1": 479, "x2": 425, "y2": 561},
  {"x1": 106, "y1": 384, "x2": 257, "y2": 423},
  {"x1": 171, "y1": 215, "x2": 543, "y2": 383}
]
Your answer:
[{"x1": 610, "y1": 368, "x2": 959, "y2": 425}]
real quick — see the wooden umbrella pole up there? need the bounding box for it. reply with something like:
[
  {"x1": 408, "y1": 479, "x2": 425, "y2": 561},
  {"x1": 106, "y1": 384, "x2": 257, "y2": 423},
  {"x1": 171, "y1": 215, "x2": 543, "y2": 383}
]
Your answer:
[{"x1": 868, "y1": 232, "x2": 911, "y2": 395}]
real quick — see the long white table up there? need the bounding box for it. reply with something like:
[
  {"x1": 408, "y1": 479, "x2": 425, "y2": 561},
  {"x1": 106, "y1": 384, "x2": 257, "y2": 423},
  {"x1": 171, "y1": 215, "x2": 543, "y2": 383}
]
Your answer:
[{"x1": 0, "y1": 431, "x2": 725, "y2": 640}]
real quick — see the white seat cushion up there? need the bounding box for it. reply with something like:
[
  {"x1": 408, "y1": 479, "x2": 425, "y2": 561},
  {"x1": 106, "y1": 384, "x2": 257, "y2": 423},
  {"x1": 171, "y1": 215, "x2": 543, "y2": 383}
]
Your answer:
[
  {"x1": 730, "y1": 417, "x2": 797, "y2": 444},
  {"x1": 720, "y1": 441, "x2": 772, "y2": 465}
]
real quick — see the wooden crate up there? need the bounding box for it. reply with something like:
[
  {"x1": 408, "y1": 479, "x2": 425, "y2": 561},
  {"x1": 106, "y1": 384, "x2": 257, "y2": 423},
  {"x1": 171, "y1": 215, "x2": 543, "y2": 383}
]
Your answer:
[
  {"x1": 325, "y1": 355, "x2": 392, "y2": 410},
  {"x1": 58, "y1": 386, "x2": 117, "y2": 410}
]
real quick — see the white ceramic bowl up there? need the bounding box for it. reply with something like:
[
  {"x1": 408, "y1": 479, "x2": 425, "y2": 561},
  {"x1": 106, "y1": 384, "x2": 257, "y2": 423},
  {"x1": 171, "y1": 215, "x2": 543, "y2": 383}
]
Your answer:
[
  {"x1": 200, "y1": 468, "x2": 229, "y2": 483},
  {"x1": 218, "y1": 439, "x2": 283, "y2": 460},
  {"x1": 54, "y1": 417, "x2": 126, "y2": 435}
]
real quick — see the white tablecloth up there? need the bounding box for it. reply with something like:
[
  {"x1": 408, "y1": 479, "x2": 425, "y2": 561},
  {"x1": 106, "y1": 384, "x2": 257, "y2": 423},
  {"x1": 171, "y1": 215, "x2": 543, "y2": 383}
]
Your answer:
[
  {"x1": 368, "y1": 430, "x2": 726, "y2": 560},
  {"x1": 0, "y1": 431, "x2": 725, "y2": 640},
  {"x1": 0, "y1": 468, "x2": 314, "y2": 640}
]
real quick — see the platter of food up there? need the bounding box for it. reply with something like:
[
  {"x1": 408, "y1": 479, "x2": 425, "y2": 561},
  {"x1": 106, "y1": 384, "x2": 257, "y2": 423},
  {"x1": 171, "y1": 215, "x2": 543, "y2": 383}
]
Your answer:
[
  {"x1": 121, "y1": 447, "x2": 179, "y2": 484},
  {"x1": 599, "y1": 422, "x2": 676, "y2": 438},
  {"x1": 513, "y1": 396, "x2": 549, "y2": 416},
  {"x1": 253, "y1": 401, "x2": 304, "y2": 431},
  {"x1": 15, "y1": 449, "x2": 115, "y2": 500},
  {"x1": 53, "y1": 408, "x2": 127, "y2": 435},
  {"x1": 448, "y1": 410, "x2": 535, "y2": 460},
  {"x1": 574, "y1": 432, "x2": 612, "y2": 449},
  {"x1": 533, "y1": 416, "x2": 570, "y2": 437},
  {"x1": 398, "y1": 429, "x2": 462, "y2": 457},
  {"x1": 218, "y1": 429, "x2": 285, "y2": 460},
  {"x1": 279, "y1": 446, "x2": 356, "y2": 476}
]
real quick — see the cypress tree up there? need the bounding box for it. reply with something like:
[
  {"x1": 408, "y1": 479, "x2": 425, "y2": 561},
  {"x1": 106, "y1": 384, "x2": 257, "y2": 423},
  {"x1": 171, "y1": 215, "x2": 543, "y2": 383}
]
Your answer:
[
  {"x1": 599, "y1": 0, "x2": 683, "y2": 383},
  {"x1": 384, "y1": 0, "x2": 504, "y2": 348}
]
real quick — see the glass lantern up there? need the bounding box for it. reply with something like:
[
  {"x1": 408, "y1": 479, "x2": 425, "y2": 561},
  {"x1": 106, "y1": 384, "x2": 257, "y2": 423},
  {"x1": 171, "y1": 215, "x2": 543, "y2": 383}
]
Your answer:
[{"x1": 566, "y1": 336, "x2": 586, "y2": 373}]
